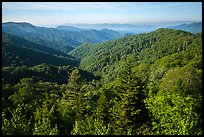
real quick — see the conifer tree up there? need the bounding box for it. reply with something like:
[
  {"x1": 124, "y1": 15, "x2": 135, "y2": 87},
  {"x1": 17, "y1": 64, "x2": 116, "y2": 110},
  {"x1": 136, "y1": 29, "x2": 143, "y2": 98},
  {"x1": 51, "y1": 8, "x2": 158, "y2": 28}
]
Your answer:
[
  {"x1": 113, "y1": 58, "x2": 149, "y2": 134},
  {"x1": 62, "y1": 68, "x2": 86, "y2": 120},
  {"x1": 95, "y1": 93, "x2": 110, "y2": 124}
]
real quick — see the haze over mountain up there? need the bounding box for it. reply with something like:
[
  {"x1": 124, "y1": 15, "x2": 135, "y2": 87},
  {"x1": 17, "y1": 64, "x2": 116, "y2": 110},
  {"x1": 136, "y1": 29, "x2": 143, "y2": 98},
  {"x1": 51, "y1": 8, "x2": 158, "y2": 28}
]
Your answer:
[
  {"x1": 2, "y1": 22, "x2": 127, "y2": 53},
  {"x1": 168, "y1": 22, "x2": 202, "y2": 34},
  {"x1": 61, "y1": 21, "x2": 195, "y2": 34},
  {"x1": 56, "y1": 26, "x2": 88, "y2": 32}
]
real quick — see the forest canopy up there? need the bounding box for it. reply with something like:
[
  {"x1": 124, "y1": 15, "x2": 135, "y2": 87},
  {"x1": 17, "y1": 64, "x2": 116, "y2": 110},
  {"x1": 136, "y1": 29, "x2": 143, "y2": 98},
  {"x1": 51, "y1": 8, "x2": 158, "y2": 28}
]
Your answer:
[{"x1": 2, "y1": 28, "x2": 202, "y2": 135}]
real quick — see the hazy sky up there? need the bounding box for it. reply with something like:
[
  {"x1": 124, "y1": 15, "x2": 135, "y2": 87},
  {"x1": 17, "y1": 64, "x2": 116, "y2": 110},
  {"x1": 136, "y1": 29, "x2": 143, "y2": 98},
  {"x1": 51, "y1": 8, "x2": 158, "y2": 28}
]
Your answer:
[{"x1": 2, "y1": 2, "x2": 202, "y2": 26}]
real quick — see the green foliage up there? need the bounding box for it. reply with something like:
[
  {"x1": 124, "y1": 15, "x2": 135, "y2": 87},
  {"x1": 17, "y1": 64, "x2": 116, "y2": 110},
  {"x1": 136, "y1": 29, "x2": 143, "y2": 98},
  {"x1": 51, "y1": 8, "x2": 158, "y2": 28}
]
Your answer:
[
  {"x1": 63, "y1": 69, "x2": 84, "y2": 106},
  {"x1": 144, "y1": 91, "x2": 202, "y2": 135},
  {"x1": 57, "y1": 99, "x2": 75, "y2": 135},
  {"x1": 71, "y1": 116, "x2": 112, "y2": 135},
  {"x1": 33, "y1": 118, "x2": 59, "y2": 135},
  {"x1": 2, "y1": 28, "x2": 202, "y2": 135},
  {"x1": 33, "y1": 93, "x2": 60, "y2": 135},
  {"x1": 160, "y1": 66, "x2": 202, "y2": 96},
  {"x1": 70, "y1": 28, "x2": 200, "y2": 83},
  {"x1": 112, "y1": 58, "x2": 149, "y2": 134},
  {"x1": 95, "y1": 93, "x2": 110, "y2": 124},
  {"x1": 2, "y1": 105, "x2": 32, "y2": 135},
  {"x1": 2, "y1": 63, "x2": 98, "y2": 85}
]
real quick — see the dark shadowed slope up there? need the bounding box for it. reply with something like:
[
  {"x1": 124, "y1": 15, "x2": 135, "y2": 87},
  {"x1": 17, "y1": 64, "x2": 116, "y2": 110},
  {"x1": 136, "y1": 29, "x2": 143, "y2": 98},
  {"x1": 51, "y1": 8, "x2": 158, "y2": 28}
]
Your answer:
[{"x1": 2, "y1": 32, "x2": 79, "y2": 67}]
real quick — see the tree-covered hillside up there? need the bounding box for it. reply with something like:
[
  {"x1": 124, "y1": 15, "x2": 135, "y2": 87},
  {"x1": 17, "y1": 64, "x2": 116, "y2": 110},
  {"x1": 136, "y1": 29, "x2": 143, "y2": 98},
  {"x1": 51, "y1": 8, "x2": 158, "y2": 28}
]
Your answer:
[
  {"x1": 2, "y1": 28, "x2": 202, "y2": 135},
  {"x1": 2, "y1": 32, "x2": 79, "y2": 67},
  {"x1": 69, "y1": 28, "x2": 202, "y2": 82},
  {"x1": 2, "y1": 63, "x2": 100, "y2": 85},
  {"x1": 2, "y1": 22, "x2": 126, "y2": 53}
]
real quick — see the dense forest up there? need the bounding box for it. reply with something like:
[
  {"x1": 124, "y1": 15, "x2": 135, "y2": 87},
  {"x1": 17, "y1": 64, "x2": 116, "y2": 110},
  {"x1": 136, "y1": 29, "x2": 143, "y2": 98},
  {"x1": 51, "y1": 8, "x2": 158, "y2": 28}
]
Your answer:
[
  {"x1": 2, "y1": 32, "x2": 79, "y2": 67},
  {"x1": 2, "y1": 27, "x2": 202, "y2": 135}
]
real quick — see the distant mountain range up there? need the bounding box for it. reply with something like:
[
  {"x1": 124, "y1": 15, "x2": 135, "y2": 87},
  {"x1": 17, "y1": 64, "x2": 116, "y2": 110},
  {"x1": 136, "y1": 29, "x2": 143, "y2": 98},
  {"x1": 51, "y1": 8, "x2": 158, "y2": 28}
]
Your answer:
[
  {"x1": 167, "y1": 22, "x2": 202, "y2": 34},
  {"x1": 56, "y1": 25, "x2": 87, "y2": 32},
  {"x1": 2, "y1": 21, "x2": 201, "y2": 60},
  {"x1": 61, "y1": 21, "x2": 201, "y2": 34},
  {"x1": 2, "y1": 22, "x2": 127, "y2": 53},
  {"x1": 61, "y1": 23, "x2": 164, "y2": 34}
]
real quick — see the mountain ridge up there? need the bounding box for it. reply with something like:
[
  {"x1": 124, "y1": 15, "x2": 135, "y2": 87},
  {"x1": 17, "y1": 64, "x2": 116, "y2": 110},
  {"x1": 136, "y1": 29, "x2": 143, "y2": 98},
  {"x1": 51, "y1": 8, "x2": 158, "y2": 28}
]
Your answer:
[
  {"x1": 2, "y1": 32, "x2": 79, "y2": 67},
  {"x1": 2, "y1": 22, "x2": 127, "y2": 53},
  {"x1": 69, "y1": 28, "x2": 201, "y2": 81},
  {"x1": 168, "y1": 22, "x2": 202, "y2": 33}
]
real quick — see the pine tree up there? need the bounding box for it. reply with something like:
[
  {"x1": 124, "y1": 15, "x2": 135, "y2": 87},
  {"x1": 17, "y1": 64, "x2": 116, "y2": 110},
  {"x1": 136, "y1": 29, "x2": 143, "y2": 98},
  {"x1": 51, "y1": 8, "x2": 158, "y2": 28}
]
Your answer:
[
  {"x1": 62, "y1": 68, "x2": 86, "y2": 120},
  {"x1": 113, "y1": 58, "x2": 149, "y2": 134},
  {"x1": 63, "y1": 68, "x2": 83, "y2": 106},
  {"x1": 95, "y1": 93, "x2": 110, "y2": 124}
]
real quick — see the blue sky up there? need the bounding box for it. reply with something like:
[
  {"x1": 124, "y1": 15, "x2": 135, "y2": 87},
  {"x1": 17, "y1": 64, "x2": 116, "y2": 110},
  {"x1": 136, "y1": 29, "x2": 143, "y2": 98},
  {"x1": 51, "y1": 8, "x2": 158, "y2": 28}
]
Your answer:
[{"x1": 2, "y1": 2, "x2": 202, "y2": 26}]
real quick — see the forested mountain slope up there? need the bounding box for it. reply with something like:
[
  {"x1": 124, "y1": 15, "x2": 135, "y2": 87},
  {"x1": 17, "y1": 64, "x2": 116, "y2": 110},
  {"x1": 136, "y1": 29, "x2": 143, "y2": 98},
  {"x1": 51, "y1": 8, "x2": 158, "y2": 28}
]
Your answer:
[
  {"x1": 2, "y1": 32, "x2": 79, "y2": 67},
  {"x1": 56, "y1": 26, "x2": 124, "y2": 42},
  {"x1": 2, "y1": 22, "x2": 126, "y2": 53},
  {"x1": 69, "y1": 28, "x2": 202, "y2": 82},
  {"x1": 2, "y1": 22, "x2": 75, "y2": 53},
  {"x1": 2, "y1": 63, "x2": 100, "y2": 85},
  {"x1": 2, "y1": 28, "x2": 202, "y2": 135}
]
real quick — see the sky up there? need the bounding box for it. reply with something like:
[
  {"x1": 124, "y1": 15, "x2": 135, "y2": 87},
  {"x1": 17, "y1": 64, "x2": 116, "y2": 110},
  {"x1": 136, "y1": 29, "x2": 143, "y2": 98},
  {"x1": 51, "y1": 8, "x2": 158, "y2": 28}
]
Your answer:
[{"x1": 2, "y1": 2, "x2": 202, "y2": 27}]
